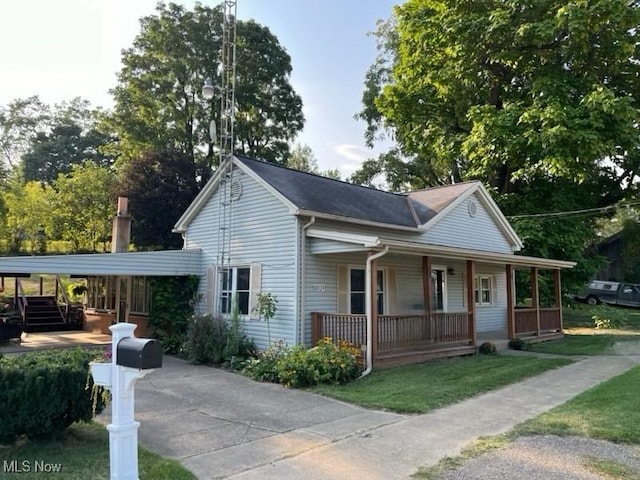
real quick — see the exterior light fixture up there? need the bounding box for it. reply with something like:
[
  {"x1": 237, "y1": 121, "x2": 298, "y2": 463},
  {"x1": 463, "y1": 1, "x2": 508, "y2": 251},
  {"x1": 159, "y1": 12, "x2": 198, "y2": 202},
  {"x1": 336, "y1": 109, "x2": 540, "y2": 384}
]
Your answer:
[{"x1": 202, "y1": 78, "x2": 215, "y2": 100}]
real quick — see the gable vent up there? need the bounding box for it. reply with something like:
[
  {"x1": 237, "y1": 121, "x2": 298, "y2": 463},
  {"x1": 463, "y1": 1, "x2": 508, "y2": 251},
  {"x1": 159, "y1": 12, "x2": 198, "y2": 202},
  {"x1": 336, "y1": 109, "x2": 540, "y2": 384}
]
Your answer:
[{"x1": 230, "y1": 179, "x2": 242, "y2": 201}]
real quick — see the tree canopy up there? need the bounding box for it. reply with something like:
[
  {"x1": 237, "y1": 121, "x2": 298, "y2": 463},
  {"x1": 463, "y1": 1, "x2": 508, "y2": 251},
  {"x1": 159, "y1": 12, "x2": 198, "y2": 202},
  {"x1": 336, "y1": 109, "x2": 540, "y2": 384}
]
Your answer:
[
  {"x1": 108, "y1": 2, "x2": 304, "y2": 172},
  {"x1": 117, "y1": 149, "x2": 199, "y2": 250},
  {"x1": 354, "y1": 0, "x2": 640, "y2": 291}
]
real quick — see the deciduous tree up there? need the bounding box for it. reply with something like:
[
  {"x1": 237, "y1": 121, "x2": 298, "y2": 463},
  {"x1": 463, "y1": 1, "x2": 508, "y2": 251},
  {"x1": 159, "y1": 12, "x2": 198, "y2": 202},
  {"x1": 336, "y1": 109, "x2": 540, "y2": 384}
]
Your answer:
[
  {"x1": 117, "y1": 149, "x2": 199, "y2": 250},
  {"x1": 108, "y1": 2, "x2": 304, "y2": 173},
  {"x1": 354, "y1": 0, "x2": 640, "y2": 292}
]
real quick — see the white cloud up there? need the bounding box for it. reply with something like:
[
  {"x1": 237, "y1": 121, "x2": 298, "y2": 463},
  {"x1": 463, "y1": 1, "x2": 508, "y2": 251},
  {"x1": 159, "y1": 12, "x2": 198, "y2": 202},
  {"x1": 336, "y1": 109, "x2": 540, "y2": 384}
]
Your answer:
[{"x1": 333, "y1": 144, "x2": 370, "y2": 164}]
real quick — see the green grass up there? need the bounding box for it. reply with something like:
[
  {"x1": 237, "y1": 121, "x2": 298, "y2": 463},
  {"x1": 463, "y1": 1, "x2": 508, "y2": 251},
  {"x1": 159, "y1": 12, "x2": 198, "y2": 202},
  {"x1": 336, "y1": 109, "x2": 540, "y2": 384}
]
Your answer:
[
  {"x1": 528, "y1": 334, "x2": 640, "y2": 356},
  {"x1": 311, "y1": 355, "x2": 573, "y2": 414},
  {"x1": 415, "y1": 364, "x2": 640, "y2": 479},
  {"x1": 583, "y1": 457, "x2": 640, "y2": 480},
  {"x1": 514, "y1": 364, "x2": 640, "y2": 443},
  {"x1": 0, "y1": 422, "x2": 195, "y2": 479},
  {"x1": 413, "y1": 435, "x2": 510, "y2": 479},
  {"x1": 532, "y1": 334, "x2": 612, "y2": 355},
  {"x1": 563, "y1": 304, "x2": 640, "y2": 331}
]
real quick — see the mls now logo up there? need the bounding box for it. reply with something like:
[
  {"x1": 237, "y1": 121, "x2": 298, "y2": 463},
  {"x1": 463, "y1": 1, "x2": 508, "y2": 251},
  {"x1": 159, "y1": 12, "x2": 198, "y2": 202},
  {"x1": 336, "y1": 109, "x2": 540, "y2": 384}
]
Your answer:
[{"x1": 4, "y1": 460, "x2": 63, "y2": 473}]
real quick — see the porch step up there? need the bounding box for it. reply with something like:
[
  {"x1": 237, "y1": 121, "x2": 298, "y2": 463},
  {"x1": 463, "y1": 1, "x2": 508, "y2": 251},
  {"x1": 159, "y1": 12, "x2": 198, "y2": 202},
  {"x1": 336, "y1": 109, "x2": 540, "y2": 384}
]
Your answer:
[
  {"x1": 375, "y1": 344, "x2": 477, "y2": 368},
  {"x1": 23, "y1": 296, "x2": 66, "y2": 332}
]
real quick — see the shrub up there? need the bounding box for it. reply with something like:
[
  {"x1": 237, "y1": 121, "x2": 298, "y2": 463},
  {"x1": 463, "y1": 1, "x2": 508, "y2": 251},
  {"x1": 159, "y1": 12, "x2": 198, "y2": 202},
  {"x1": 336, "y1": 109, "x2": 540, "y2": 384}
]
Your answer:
[
  {"x1": 276, "y1": 338, "x2": 362, "y2": 388},
  {"x1": 592, "y1": 305, "x2": 627, "y2": 330},
  {"x1": 478, "y1": 342, "x2": 497, "y2": 355},
  {"x1": 0, "y1": 348, "x2": 108, "y2": 444},
  {"x1": 184, "y1": 314, "x2": 229, "y2": 365},
  {"x1": 508, "y1": 338, "x2": 529, "y2": 351},
  {"x1": 184, "y1": 312, "x2": 255, "y2": 366},
  {"x1": 242, "y1": 339, "x2": 289, "y2": 383}
]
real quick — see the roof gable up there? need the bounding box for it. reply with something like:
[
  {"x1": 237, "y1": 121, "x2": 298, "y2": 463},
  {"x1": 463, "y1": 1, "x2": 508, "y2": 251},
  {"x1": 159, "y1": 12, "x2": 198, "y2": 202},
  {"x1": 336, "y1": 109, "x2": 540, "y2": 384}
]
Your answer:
[{"x1": 174, "y1": 155, "x2": 522, "y2": 249}]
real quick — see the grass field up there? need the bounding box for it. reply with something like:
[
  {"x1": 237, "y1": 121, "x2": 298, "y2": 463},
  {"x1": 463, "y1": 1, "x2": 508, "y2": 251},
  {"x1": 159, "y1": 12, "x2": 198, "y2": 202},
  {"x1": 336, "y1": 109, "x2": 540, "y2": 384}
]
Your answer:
[
  {"x1": 1, "y1": 422, "x2": 195, "y2": 479},
  {"x1": 312, "y1": 355, "x2": 572, "y2": 414}
]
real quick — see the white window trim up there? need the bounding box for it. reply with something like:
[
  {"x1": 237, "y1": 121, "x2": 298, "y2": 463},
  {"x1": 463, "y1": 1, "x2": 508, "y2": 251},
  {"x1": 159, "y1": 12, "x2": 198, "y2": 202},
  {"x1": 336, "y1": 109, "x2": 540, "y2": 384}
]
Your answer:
[
  {"x1": 219, "y1": 266, "x2": 251, "y2": 316},
  {"x1": 475, "y1": 275, "x2": 494, "y2": 306},
  {"x1": 348, "y1": 265, "x2": 386, "y2": 315}
]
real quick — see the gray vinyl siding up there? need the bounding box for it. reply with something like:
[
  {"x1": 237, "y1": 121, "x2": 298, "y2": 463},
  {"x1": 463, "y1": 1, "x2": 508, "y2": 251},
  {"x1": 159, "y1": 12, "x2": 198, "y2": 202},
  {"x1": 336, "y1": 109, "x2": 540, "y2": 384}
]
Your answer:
[
  {"x1": 309, "y1": 209, "x2": 515, "y2": 254},
  {"x1": 0, "y1": 250, "x2": 201, "y2": 276},
  {"x1": 184, "y1": 166, "x2": 298, "y2": 349},
  {"x1": 474, "y1": 264, "x2": 507, "y2": 334},
  {"x1": 424, "y1": 192, "x2": 514, "y2": 254}
]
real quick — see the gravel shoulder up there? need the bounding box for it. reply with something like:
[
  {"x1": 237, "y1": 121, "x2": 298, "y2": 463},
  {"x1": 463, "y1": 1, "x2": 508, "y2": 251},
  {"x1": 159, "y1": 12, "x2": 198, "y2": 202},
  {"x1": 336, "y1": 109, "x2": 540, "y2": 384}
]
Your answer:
[{"x1": 437, "y1": 435, "x2": 640, "y2": 480}]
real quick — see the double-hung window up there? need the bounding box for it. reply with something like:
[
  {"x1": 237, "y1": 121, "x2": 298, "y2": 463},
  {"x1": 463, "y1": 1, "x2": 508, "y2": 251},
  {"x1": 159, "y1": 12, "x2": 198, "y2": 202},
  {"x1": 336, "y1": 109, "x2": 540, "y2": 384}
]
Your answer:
[
  {"x1": 475, "y1": 275, "x2": 493, "y2": 305},
  {"x1": 220, "y1": 267, "x2": 250, "y2": 315},
  {"x1": 349, "y1": 268, "x2": 384, "y2": 315}
]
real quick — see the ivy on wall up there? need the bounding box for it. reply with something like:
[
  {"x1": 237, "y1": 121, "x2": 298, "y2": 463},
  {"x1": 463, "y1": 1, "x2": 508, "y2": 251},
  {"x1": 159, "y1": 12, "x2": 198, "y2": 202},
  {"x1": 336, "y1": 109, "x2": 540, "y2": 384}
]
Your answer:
[{"x1": 149, "y1": 275, "x2": 199, "y2": 353}]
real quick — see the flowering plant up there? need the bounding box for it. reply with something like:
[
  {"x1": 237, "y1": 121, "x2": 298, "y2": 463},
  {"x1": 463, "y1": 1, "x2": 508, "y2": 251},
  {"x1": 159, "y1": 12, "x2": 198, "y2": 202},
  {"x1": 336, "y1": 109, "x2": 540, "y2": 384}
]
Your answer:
[{"x1": 93, "y1": 345, "x2": 112, "y2": 363}]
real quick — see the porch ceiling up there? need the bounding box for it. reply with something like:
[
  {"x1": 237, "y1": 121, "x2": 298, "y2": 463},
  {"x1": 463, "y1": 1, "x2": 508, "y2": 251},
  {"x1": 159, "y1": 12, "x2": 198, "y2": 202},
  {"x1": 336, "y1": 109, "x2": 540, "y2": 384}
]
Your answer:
[
  {"x1": 0, "y1": 249, "x2": 202, "y2": 276},
  {"x1": 306, "y1": 228, "x2": 575, "y2": 269}
]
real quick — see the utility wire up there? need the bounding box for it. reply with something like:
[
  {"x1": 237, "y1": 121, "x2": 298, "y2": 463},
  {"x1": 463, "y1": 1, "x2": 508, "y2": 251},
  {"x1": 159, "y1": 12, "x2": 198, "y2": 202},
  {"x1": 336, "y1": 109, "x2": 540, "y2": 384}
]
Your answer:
[{"x1": 506, "y1": 200, "x2": 640, "y2": 220}]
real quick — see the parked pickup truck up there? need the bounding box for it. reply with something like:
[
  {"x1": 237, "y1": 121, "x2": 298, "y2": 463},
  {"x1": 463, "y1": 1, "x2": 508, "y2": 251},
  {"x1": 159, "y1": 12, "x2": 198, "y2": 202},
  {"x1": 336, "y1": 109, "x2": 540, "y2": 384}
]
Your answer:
[{"x1": 576, "y1": 280, "x2": 640, "y2": 307}]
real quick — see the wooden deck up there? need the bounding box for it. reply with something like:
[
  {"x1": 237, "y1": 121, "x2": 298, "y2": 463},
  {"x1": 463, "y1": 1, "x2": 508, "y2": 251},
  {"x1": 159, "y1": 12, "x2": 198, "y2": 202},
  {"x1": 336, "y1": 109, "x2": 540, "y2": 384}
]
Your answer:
[{"x1": 311, "y1": 311, "x2": 474, "y2": 365}]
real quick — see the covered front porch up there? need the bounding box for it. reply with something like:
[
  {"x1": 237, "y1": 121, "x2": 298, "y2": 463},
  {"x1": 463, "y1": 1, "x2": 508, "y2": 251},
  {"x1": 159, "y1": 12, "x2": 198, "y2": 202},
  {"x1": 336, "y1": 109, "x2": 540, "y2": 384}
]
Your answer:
[
  {"x1": 306, "y1": 230, "x2": 574, "y2": 366},
  {"x1": 0, "y1": 249, "x2": 201, "y2": 338}
]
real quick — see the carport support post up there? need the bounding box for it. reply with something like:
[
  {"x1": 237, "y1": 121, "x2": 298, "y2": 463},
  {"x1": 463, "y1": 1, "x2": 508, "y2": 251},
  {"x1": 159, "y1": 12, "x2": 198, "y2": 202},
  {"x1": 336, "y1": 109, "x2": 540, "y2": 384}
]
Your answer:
[{"x1": 108, "y1": 323, "x2": 144, "y2": 480}]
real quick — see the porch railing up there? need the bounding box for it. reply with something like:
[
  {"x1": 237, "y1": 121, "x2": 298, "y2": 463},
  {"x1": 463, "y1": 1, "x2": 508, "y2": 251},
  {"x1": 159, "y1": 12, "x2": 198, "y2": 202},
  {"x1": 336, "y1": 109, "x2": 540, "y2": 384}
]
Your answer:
[
  {"x1": 311, "y1": 311, "x2": 472, "y2": 353},
  {"x1": 514, "y1": 307, "x2": 562, "y2": 336}
]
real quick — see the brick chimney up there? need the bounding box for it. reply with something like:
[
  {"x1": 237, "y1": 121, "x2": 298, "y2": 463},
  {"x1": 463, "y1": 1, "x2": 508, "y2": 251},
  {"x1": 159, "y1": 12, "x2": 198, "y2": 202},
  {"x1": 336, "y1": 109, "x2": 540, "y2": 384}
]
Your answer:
[{"x1": 111, "y1": 197, "x2": 131, "y2": 253}]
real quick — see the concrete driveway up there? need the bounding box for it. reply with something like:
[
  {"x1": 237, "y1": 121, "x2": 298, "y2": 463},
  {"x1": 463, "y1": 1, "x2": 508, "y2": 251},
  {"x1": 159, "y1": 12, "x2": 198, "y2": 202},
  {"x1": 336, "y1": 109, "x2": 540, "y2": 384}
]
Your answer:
[
  {"x1": 125, "y1": 354, "x2": 640, "y2": 480},
  {"x1": 131, "y1": 356, "x2": 404, "y2": 479}
]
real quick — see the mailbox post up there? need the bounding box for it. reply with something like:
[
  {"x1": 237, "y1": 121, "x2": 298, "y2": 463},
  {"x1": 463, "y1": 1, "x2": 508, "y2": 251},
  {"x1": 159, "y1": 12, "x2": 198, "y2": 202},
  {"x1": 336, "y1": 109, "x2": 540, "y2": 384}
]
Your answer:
[{"x1": 91, "y1": 323, "x2": 162, "y2": 480}]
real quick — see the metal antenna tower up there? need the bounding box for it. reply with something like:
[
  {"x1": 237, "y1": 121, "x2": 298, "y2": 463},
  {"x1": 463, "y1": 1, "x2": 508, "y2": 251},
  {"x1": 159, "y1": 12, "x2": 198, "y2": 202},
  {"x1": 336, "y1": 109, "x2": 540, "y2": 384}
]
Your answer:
[{"x1": 216, "y1": 0, "x2": 237, "y2": 314}]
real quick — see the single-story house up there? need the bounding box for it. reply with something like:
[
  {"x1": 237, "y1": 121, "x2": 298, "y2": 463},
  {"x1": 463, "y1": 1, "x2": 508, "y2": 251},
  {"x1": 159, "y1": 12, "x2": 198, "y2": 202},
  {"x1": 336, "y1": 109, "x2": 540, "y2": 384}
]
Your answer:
[{"x1": 0, "y1": 155, "x2": 574, "y2": 366}]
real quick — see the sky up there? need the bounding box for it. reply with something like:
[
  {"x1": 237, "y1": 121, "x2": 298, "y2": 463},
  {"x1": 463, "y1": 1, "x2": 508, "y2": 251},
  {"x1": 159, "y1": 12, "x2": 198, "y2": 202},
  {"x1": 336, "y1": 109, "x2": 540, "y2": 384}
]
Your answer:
[{"x1": 0, "y1": 0, "x2": 398, "y2": 177}]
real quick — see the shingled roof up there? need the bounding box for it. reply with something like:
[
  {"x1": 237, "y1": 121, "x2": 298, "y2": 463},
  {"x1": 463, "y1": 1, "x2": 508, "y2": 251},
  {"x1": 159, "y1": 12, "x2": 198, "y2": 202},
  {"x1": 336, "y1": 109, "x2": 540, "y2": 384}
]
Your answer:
[
  {"x1": 174, "y1": 155, "x2": 484, "y2": 232},
  {"x1": 235, "y1": 155, "x2": 478, "y2": 228}
]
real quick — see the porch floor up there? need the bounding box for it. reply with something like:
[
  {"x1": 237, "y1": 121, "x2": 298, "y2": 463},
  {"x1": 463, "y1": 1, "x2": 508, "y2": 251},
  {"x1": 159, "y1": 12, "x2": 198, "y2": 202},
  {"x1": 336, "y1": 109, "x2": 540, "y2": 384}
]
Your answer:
[{"x1": 0, "y1": 330, "x2": 111, "y2": 355}]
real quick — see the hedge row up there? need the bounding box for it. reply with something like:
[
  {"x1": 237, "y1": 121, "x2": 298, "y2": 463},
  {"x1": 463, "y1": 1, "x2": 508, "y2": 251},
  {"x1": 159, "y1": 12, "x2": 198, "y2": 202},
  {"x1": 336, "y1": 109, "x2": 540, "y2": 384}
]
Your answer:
[{"x1": 0, "y1": 348, "x2": 108, "y2": 444}]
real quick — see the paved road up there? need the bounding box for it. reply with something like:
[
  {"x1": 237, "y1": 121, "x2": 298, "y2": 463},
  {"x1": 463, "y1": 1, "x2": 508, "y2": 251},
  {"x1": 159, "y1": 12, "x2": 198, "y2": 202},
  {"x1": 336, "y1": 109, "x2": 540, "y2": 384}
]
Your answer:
[{"x1": 124, "y1": 354, "x2": 640, "y2": 480}]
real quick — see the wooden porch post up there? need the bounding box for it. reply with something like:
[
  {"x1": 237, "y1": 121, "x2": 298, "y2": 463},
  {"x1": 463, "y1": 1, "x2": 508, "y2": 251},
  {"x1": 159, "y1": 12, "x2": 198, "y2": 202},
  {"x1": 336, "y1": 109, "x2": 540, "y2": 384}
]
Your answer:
[
  {"x1": 466, "y1": 260, "x2": 476, "y2": 345},
  {"x1": 14, "y1": 277, "x2": 18, "y2": 306},
  {"x1": 311, "y1": 312, "x2": 320, "y2": 345},
  {"x1": 370, "y1": 256, "x2": 379, "y2": 362},
  {"x1": 531, "y1": 267, "x2": 540, "y2": 335},
  {"x1": 39, "y1": 277, "x2": 43, "y2": 296},
  {"x1": 554, "y1": 269, "x2": 563, "y2": 331},
  {"x1": 422, "y1": 256, "x2": 432, "y2": 340},
  {"x1": 506, "y1": 264, "x2": 515, "y2": 339}
]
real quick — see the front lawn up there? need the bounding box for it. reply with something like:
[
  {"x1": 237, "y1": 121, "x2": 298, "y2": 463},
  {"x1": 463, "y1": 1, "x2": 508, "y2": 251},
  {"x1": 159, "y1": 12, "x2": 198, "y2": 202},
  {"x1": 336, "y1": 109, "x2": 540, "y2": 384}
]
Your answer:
[
  {"x1": 527, "y1": 334, "x2": 629, "y2": 356},
  {"x1": 1, "y1": 422, "x2": 195, "y2": 480},
  {"x1": 311, "y1": 355, "x2": 572, "y2": 414},
  {"x1": 514, "y1": 364, "x2": 640, "y2": 443}
]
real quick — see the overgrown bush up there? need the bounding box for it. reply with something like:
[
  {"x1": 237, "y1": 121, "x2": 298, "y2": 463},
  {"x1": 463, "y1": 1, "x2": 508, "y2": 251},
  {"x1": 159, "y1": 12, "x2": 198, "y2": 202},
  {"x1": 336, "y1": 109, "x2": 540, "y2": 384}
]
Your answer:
[
  {"x1": 0, "y1": 348, "x2": 108, "y2": 444},
  {"x1": 243, "y1": 338, "x2": 363, "y2": 388},
  {"x1": 592, "y1": 305, "x2": 627, "y2": 330},
  {"x1": 242, "y1": 339, "x2": 289, "y2": 383},
  {"x1": 508, "y1": 338, "x2": 530, "y2": 351},
  {"x1": 184, "y1": 312, "x2": 254, "y2": 366},
  {"x1": 478, "y1": 342, "x2": 497, "y2": 355}
]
